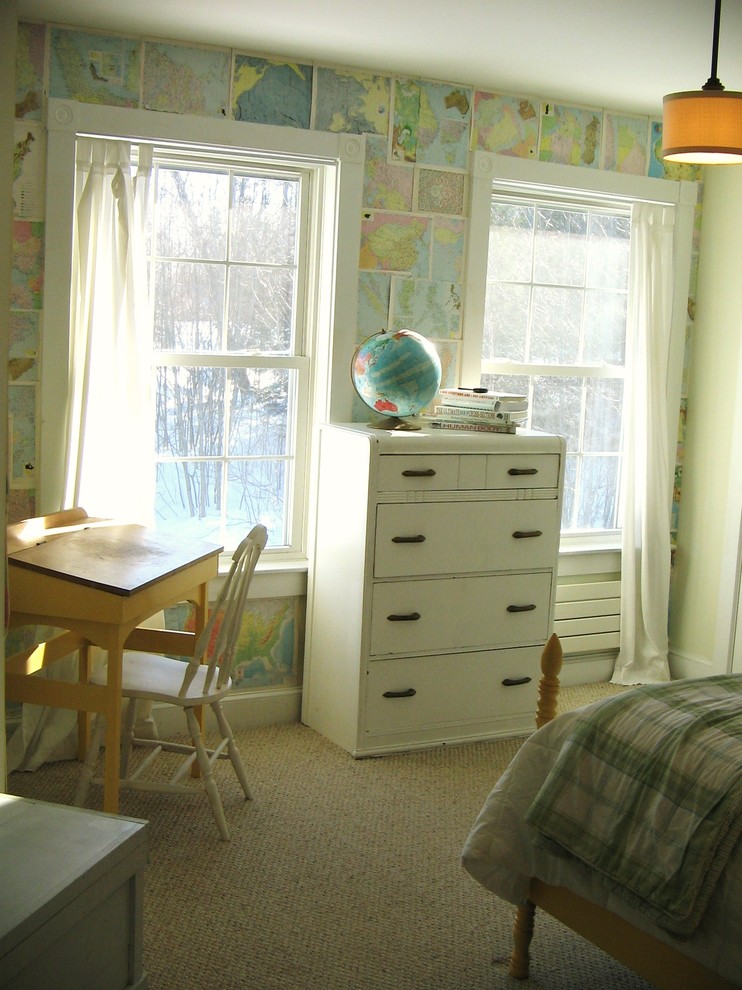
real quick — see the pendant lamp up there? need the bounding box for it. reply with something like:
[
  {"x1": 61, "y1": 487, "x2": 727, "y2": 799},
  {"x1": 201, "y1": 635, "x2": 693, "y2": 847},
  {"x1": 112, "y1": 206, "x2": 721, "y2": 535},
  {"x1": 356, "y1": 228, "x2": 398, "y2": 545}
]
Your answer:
[{"x1": 662, "y1": 0, "x2": 742, "y2": 163}]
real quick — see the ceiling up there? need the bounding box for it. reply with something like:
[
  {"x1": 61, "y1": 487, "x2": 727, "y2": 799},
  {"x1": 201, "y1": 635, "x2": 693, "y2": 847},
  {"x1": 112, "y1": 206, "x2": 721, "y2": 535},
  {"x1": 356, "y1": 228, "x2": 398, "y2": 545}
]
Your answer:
[{"x1": 15, "y1": 0, "x2": 742, "y2": 118}]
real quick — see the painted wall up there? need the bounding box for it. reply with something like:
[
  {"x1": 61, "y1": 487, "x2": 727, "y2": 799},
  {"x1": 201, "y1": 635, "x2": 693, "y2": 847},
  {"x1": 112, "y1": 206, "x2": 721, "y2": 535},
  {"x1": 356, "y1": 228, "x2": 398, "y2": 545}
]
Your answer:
[
  {"x1": 670, "y1": 167, "x2": 742, "y2": 676},
  {"x1": 6, "y1": 16, "x2": 705, "y2": 715}
]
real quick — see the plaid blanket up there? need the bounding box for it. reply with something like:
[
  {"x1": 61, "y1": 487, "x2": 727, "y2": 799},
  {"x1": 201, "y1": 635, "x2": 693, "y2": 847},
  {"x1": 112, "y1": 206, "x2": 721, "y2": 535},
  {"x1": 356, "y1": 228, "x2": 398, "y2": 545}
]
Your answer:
[{"x1": 525, "y1": 675, "x2": 742, "y2": 937}]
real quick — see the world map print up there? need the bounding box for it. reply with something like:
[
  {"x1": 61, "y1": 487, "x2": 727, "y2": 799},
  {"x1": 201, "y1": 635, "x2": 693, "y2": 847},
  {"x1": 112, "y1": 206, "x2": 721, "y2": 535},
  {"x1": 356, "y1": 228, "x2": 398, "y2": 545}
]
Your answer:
[
  {"x1": 471, "y1": 91, "x2": 539, "y2": 158},
  {"x1": 49, "y1": 28, "x2": 140, "y2": 106},
  {"x1": 233, "y1": 56, "x2": 313, "y2": 128},
  {"x1": 315, "y1": 67, "x2": 391, "y2": 135},
  {"x1": 13, "y1": 122, "x2": 45, "y2": 219},
  {"x1": 417, "y1": 168, "x2": 465, "y2": 215},
  {"x1": 143, "y1": 42, "x2": 230, "y2": 117},
  {"x1": 9, "y1": 311, "x2": 39, "y2": 383},
  {"x1": 15, "y1": 21, "x2": 45, "y2": 120},
  {"x1": 540, "y1": 103, "x2": 601, "y2": 168},
  {"x1": 603, "y1": 113, "x2": 649, "y2": 175},
  {"x1": 357, "y1": 272, "x2": 391, "y2": 336},
  {"x1": 391, "y1": 277, "x2": 462, "y2": 339},
  {"x1": 431, "y1": 217, "x2": 466, "y2": 282},
  {"x1": 363, "y1": 134, "x2": 414, "y2": 211},
  {"x1": 8, "y1": 385, "x2": 36, "y2": 486},
  {"x1": 359, "y1": 212, "x2": 431, "y2": 276},
  {"x1": 11, "y1": 221, "x2": 44, "y2": 310},
  {"x1": 393, "y1": 78, "x2": 472, "y2": 168},
  {"x1": 231, "y1": 597, "x2": 300, "y2": 689}
]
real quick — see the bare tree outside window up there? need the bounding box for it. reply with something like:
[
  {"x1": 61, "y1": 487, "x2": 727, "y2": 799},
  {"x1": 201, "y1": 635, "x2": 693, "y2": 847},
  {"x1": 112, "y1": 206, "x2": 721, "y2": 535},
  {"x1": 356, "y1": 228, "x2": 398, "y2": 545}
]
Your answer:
[{"x1": 148, "y1": 159, "x2": 306, "y2": 550}]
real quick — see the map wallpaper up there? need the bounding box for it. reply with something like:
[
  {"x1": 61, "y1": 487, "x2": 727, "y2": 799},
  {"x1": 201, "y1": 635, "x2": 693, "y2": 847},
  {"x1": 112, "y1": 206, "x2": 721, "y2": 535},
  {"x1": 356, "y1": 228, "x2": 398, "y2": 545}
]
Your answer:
[{"x1": 8, "y1": 18, "x2": 704, "y2": 688}]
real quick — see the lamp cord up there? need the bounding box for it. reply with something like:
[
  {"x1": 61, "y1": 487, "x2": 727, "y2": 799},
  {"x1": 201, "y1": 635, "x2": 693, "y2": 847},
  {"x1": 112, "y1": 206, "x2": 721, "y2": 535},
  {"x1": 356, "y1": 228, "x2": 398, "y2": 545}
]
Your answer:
[{"x1": 703, "y1": 0, "x2": 724, "y2": 90}]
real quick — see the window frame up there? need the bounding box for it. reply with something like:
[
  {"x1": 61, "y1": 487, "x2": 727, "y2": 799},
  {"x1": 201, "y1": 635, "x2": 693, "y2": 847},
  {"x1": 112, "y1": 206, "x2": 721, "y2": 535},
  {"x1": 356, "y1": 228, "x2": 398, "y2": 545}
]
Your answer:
[
  {"x1": 42, "y1": 98, "x2": 365, "y2": 567},
  {"x1": 462, "y1": 152, "x2": 697, "y2": 551}
]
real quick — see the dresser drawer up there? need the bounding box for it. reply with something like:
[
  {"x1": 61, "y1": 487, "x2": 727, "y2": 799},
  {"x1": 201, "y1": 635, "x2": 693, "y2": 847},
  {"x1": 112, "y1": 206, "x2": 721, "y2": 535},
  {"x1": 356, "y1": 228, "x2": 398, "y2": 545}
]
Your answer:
[
  {"x1": 370, "y1": 572, "x2": 552, "y2": 655},
  {"x1": 377, "y1": 454, "x2": 462, "y2": 492},
  {"x1": 364, "y1": 647, "x2": 541, "y2": 735},
  {"x1": 486, "y1": 453, "x2": 560, "y2": 490},
  {"x1": 375, "y1": 499, "x2": 559, "y2": 577}
]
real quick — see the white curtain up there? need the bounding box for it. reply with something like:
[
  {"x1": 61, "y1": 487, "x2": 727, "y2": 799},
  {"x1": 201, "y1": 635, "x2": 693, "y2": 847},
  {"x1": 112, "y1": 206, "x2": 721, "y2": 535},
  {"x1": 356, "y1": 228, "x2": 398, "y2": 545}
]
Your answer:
[
  {"x1": 612, "y1": 202, "x2": 677, "y2": 684},
  {"x1": 63, "y1": 137, "x2": 154, "y2": 523}
]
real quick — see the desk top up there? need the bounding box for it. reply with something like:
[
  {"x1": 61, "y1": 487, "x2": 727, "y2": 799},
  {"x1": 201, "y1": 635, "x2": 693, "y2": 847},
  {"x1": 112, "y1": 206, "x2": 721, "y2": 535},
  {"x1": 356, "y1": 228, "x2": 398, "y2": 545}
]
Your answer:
[{"x1": 7, "y1": 524, "x2": 222, "y2": 597}]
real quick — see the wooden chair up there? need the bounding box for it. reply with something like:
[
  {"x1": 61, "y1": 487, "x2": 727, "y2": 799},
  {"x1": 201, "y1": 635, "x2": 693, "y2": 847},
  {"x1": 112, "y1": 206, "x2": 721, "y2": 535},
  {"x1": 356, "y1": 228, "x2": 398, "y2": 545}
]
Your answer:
[{"x1": 74, "y1": 524, "x2": 268, "y2": 840}]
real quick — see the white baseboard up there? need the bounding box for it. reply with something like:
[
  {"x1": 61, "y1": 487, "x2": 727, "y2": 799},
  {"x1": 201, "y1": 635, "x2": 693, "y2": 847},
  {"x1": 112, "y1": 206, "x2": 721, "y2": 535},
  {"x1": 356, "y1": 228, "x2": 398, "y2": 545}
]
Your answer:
[
  {"x1": 151, "y1": 687, "x2": 302, "y2": 737},
  {"x1": 668, "y1": 648, "x2": 719, "y2": 680},
  {"x1": 559, "y1": 652, "x2": 617, "y2": 685}
]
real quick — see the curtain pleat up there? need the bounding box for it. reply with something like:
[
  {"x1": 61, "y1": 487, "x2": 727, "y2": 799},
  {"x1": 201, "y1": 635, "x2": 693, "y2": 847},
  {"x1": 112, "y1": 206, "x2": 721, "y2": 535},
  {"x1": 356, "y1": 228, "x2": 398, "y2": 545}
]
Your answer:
[
  {"x1": 63, "y1": 138, "x2": 154, "y2": 523},
  {"x1": 612, "y1": 202, "x2": 676, "y2": 684}
]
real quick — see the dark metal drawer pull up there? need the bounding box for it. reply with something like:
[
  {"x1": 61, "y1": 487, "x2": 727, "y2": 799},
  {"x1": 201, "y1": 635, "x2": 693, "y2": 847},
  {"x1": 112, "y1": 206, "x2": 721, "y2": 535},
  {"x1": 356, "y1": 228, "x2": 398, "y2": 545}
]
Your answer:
[
  {"x1": 383, "y1": 688, "x2": 417, "y2": 698},
  {"x1": 512, "y1": 529, "x2": 543, "y2": 539},
  {"x1": 402, "y1": 468, "x2": 436, "y2": 477},
  {"x1": 506, "y1": 603, "x2": 537, "y2": 613},
  {"x1": 502, "y1": 676, "x2": 532, "y2": 687},
  {"x1": 508, "y1": 467, "x2": 538, "y2": 476},
  {"x1": 386, "y1": 612, "x2": 421, "y2": 622},
  {"x1": 392, "y1": 534, "x2": 426, "y2": 543}
]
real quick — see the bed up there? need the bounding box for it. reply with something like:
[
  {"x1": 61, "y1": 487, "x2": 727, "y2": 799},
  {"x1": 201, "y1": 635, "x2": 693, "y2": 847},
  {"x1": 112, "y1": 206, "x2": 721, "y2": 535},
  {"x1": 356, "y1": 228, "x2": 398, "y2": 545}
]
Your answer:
[{"x1": 461, "y1": 634, "x2": 742, "y2": 990}]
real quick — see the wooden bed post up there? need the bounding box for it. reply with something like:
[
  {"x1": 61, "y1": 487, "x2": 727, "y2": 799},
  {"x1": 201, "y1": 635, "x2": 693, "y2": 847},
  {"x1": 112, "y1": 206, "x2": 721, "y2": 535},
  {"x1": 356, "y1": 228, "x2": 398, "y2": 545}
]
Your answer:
[{"x1": 508, "y1": 633, "x2": 563, "y2": 980}]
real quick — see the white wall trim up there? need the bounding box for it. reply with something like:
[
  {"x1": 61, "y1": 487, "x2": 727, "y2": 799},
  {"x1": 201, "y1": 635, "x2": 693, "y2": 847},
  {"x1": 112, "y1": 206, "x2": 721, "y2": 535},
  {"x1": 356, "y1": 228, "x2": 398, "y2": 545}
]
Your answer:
[{"x1": 150, "y1": 687, "x2": 302, "y2": 737}]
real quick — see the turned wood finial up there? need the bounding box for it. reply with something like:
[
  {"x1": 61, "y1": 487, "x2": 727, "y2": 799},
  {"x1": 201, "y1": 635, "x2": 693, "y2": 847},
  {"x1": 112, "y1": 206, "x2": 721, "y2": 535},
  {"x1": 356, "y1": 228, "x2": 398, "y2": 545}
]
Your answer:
[{"x1": 535, "y1": 632, "x2": 563, "y2": 730}]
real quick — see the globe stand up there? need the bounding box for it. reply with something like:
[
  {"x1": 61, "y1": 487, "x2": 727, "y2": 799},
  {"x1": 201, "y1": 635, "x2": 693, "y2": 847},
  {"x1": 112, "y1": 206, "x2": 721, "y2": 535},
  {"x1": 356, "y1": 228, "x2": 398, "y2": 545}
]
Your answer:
[{"x1": 367, "y1": 414, "x2": 423, "y2": 431}]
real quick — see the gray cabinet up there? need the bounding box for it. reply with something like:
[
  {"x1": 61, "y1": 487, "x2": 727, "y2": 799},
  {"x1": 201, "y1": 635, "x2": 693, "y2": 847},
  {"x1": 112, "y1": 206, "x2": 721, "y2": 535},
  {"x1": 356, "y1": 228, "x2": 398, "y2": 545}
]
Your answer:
[
  {"x1": 0, "y1": 796, "x2": 148, "y2": 990},
  {"x1": 303, "y1": 423, "x2": 565, "y2": 756}
]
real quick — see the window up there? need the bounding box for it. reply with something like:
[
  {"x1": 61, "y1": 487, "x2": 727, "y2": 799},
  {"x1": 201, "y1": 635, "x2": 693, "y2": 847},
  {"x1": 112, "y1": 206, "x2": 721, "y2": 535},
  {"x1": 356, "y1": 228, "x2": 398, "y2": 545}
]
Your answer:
[
  {"x1": 462, "y1": 153, "x2": 695, "y2": 552},
  {"x1": 43, "y1": 101, "x2": 365, "y2": 567},
  {"x1": 148, "y1": 152, "x2": 311, "y2": 553},
  {"x1": 482, "y1": 192, "x2": 630, "y2": 534}
]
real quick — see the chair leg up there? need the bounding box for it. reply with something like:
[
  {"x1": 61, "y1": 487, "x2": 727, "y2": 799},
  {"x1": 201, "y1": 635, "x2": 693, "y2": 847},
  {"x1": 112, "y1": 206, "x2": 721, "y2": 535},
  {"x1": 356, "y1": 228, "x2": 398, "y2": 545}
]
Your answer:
[
  {"x1": 120, "y1": 698, "x2": 137, "y2": 778},
  {"x1": 185, "y1": 707, "x2": 230, "y2": 841},
  {"x1": 212, "y1": 701, "x2": 252, "y2": 801},
  {"x1": 74, "y1": 713, "x2": 106, "y2": 807}
]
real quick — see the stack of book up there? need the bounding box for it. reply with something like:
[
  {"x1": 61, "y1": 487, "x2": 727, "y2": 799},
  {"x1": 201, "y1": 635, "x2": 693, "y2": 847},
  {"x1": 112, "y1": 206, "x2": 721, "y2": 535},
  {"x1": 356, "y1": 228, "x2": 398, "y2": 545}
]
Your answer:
[{"x1": 425, "y1": 387, "x2": 529, "y2": 434}]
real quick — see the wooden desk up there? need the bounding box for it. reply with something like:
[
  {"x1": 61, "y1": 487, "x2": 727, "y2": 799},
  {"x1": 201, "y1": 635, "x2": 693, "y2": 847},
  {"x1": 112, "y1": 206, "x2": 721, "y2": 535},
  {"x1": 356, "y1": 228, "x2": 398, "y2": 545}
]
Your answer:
[{"x1": 6, "y1": 525, "x2": 222, "y2": 814}]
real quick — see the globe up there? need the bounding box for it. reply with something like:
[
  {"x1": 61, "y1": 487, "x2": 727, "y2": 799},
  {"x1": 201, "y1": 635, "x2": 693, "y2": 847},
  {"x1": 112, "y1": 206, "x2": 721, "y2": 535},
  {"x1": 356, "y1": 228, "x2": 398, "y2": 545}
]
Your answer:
[{"x1": 351, "y1": 329, "x2": 442, "y2": 428}]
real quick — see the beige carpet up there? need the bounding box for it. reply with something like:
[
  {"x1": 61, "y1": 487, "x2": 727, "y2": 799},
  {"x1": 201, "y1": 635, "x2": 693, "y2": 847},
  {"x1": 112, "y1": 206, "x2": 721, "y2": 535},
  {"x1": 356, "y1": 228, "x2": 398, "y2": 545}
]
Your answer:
[{"x1": 8, "y1": 681, "x2": 656, "y2": 990}]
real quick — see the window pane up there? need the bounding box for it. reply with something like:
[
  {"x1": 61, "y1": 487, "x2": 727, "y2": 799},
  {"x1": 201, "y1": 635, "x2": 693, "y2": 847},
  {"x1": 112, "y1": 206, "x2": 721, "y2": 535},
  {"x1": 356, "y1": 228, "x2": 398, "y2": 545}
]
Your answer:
[
  {"x1": 583, "y1": 378, "x2": 623, "y2": 452},
  {"x1": 155, "y1": 168, "x2": 228, "y2": 261},
  {"x1": 530, "y1": 286, "x2": 582, "y2": 363},
  {"x1": 228, "y1": 368, "x2": 291, "y2": 457},
  {"x1": 156, "y1": 366, "x2": 225, "y2": 457},
  {"x1": 583, "y1": 289, "x2": 626, "y2": 364},
  {"x1": 533, "y1": 207, "x2": 587, "y2": 286},
  {"x1": 227, "y1": 266, "x2": 295, "y2": 352},
  {"x1": 586, "y1": 213, "x2": 630, "y2": 290},
  {"x1": 561, "y1": 453, "x2": 577, "y2": 529},
  {"x1": 576, "y1": 455, "x2": 620, "y2": 529},
  {"x1": 155, "y1": 460, "x2": 223, "y2": 541},
  {"x1": 530, "y1": 375, "x2": 582, "y2": 450},
  {"x1": 231, "y1": 174, "x2": 299, "y2": 265},
  {"x1": 483, "y1": 283, "x2": 530, "y2": 361},
  {"x1": 226, "y1": 459, "x2": 288, "y2": 547},
  {"x1": 488, "y1": 202, "x2": 534, "y2": 281},
  {"x1": 154, "y1": 260, "x2": 225, "y2": 351}
]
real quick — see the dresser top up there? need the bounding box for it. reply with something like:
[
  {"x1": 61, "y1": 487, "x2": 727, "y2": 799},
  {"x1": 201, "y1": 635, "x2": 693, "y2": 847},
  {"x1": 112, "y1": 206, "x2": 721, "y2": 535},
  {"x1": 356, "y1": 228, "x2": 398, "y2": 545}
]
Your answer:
[{"x1": 324, "y1": 422, "x2": 564, "y2": 454}]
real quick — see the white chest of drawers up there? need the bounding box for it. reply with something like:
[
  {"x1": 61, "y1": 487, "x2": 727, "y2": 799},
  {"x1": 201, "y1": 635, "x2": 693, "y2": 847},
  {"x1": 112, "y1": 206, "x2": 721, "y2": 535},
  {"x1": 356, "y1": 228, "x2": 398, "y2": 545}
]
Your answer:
[{"x1": 302, "y1": 423, "x2": 565, "y2": 756}]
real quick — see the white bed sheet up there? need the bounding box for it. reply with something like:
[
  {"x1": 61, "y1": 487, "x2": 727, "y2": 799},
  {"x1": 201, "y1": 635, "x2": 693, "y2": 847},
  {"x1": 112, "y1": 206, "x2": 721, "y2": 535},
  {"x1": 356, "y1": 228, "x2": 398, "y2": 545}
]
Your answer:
[{"x1": 461, "y1": 702, "x2": 742, "y2": 985}]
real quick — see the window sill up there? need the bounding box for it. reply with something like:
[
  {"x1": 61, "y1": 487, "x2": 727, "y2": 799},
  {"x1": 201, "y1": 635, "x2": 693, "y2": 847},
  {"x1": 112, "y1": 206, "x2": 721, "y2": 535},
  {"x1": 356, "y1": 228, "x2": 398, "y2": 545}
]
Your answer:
[{"x1": 217, "y1": 556, "x2": 308, "y2": 599}]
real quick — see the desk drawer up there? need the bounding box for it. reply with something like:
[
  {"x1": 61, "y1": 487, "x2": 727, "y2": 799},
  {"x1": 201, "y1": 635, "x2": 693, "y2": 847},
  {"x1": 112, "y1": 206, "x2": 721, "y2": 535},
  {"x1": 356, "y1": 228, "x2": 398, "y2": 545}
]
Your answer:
[
  {"x1": 364, "y1": 647, "x2": 541, "y2": 735},
  {"x1": 377, "y1": 455, "x2": 461, "y2": 492},
  {"x1": 375, "y1": 500, "x2": 559, "y2": 577},
  {"x1": 370, "y1": 572, "x2": 552, "y2": 655}
]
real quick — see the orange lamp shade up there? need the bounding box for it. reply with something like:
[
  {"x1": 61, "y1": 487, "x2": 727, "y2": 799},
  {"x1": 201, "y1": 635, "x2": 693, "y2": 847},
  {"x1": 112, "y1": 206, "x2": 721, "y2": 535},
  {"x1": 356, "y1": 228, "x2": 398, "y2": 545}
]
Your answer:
[{"x1": 663, "y1": 89, "x2": 742, "y2": 163}]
